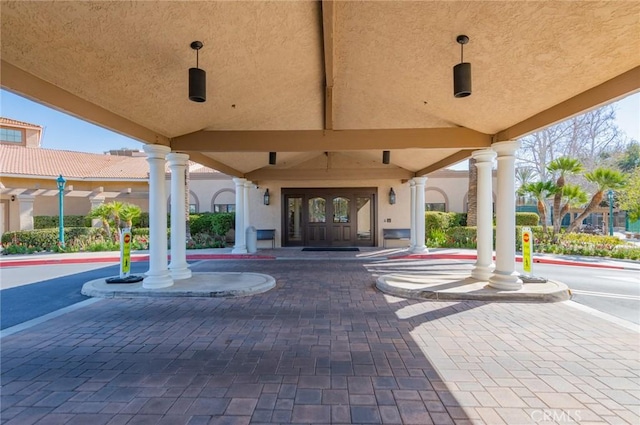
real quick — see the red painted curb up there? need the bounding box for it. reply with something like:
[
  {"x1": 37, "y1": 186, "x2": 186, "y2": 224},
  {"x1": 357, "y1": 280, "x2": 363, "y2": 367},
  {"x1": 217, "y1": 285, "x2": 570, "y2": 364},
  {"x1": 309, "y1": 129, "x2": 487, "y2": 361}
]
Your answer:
[
  {"x1": 0, "y1": 254, "x2": 275, "y2": 268},
  {"x1": 389, "y1": 253, "x2": 625, "y2": 270}
]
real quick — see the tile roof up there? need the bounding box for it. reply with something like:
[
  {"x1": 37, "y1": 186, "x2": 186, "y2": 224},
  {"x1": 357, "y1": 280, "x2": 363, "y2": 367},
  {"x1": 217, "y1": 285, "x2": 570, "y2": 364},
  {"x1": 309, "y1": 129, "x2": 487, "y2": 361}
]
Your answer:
[
  {"x1": 0, "y1": 117, "x2": 42, "y2": 129},
  {"x1": 1, "y1": 144, "x2": 149, "y2": 180},
  {"x1": 0, "y1": 145, "x2": 224, "y2": 180}
]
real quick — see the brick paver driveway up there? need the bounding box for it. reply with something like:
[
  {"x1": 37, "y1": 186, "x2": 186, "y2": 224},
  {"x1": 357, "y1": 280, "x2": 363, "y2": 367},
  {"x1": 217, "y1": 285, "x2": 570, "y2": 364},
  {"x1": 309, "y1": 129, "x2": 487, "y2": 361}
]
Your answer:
[{"x1": 2, "y1": 259, "x2": 639, "y2": 424}]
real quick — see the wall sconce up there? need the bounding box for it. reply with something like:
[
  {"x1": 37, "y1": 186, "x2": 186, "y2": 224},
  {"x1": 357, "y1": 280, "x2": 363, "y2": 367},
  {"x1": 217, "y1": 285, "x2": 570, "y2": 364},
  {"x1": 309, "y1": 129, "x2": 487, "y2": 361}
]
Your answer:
[
  {"x1": 453, "y1": 35, "x2": 471, "y2": 98},
  {"x1": 189, "y1": 41, "x2": 206, "y2": 102},
  {"x1": 382, "y1": 150, "x2": 390, "y2": 164},
  {"x1": 269, "y1": 152, "x2": 276, "y2": 165},
  {"x1": 263, "y1": 188, "x2": 270, "y2": 205},
  {"x1": 389, "y1": 188, "x2": 396, "y2": 205}
]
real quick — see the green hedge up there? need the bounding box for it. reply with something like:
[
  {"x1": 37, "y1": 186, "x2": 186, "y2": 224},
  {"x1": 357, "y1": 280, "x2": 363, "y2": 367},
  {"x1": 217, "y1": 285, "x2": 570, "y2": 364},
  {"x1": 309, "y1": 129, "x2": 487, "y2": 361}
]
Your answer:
[
  {"x1": 34, "y1": 215, "x2": 91, "y2": 229},
  {"x1": 516, "y1": 212, "x2": 540, "y2": 226},
  {"x1": 189, "y1": 212, "x2": 235, "y2": 235},
  {"x1": 425, "y1": 211, "x2": 465, "y2": 238}
]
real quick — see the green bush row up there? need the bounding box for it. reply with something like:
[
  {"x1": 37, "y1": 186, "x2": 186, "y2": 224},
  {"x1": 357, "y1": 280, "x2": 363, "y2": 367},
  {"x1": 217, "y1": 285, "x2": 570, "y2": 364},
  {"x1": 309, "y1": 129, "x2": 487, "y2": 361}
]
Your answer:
[
  {"x1": 516, "y1": 212, "x2": 540, "y2": 226},
  {"x1": 34, "y1": 215, "x2": 92, "y2": 229}
]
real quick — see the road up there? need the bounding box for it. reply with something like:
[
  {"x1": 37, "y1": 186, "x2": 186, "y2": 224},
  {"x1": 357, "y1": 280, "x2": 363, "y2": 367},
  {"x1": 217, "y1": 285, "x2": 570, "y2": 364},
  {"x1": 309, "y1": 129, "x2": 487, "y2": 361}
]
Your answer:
[
  {"x1": 530, "y1": 263, "x2": 640, "y2": 325},
  {"x1": 1, "y1": 258, "x2": 638, "y2": 331},
  {"x1": 0, "y1": 262, "x2": 148, "y2": 330}
]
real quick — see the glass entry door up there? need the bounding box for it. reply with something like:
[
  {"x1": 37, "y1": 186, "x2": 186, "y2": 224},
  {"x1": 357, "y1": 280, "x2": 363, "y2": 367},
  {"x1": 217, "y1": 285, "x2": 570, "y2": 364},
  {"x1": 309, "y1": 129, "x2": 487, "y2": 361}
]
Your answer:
[{"x1": 282, "y1": 188, "x2": 376, "y2": 247}]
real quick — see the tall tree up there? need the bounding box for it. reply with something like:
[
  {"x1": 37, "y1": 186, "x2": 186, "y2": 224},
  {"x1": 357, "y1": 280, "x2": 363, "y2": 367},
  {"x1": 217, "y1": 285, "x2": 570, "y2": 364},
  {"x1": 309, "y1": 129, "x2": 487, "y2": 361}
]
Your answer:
[
  {"x1": 567, "y1": 168, "x2": 627, "y2": 233},
  {"x1": 616, "y1": 141, "x2": 640, "y2": 173},
  {"x1": 520, "y1": 181, "x2": 557, "y2": 233},
  {"x1": 547, "y1": 157, "x2": 584, "y2": 234},
  {"x1": 557, "y1": 184, "x2": 589, "y2": 230},
  {"x1": 518, "y1": 104, "x2": 626, "y2": 178},
  {"x1": 618, "y1": 167, "x2": 640, "y2": 222},
  {"x1": 467, "y1": 158, "x2": 477, "y2": 226}
]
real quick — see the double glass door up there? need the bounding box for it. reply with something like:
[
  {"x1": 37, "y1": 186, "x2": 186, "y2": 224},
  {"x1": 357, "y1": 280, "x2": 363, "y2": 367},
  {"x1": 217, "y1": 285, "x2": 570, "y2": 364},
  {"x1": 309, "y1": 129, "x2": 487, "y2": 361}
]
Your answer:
[{"x1": 282, "y1": 188, "x2": 376, "y2": 247}]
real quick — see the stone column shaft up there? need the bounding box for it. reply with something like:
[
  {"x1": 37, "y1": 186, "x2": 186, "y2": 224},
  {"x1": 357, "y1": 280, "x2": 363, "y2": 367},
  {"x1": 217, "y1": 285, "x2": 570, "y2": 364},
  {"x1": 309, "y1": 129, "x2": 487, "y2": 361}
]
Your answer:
[
  {"x1": 232, "y1": 178, "x2": 247, "y2": 254},
  {"x1": 167, "y1": 153, "x2": 192, "y2": 280},
  {"x1": 489, "y1": 141, "x2": 523, "y2": 290},
  {"x1": 412, "y1": 177, "x2": 428, "y2": 253},
  {"x1": 409, "y1": 180, "x2": 416, "y2": 250},
  {"x1": 142, "y1": 144, "x2": 173, "y2": 289},
  {"x1": 471, "y1": 149, "x2": 497, "y2": 280}
]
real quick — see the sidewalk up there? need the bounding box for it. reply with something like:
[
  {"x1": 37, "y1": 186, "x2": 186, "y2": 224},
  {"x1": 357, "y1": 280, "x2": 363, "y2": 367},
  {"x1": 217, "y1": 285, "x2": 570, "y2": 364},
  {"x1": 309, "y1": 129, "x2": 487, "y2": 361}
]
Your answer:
[
  {"x1": 2, "y1": 247, "x2": 639, "y2": 270},
  {"x1": 1, "y1": 255, "x2": 638, "y2": 425}
]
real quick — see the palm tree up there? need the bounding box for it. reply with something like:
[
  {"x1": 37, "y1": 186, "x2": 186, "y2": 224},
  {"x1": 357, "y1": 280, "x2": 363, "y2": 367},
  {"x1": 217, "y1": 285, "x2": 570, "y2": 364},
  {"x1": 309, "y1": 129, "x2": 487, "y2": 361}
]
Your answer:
[
  {"x1": 557, "y1": 184, "x2": 588, "y2": 232},
  {"x1": 547, "y1": 157, "x2": 584, "y2": 234},
  {"x1": 119, "y1": 203, "x2": 142, "y2": 229},
  {"x1": 88, "y1": 204, "x2": 112, "y2": 238},
  {"x1": 516, "y1": 166, "x2": 536, "y2": 205},
  {"x1": 520, "y1": 181, "x2": 556, "y2": 232},
  {"x1": 567, "y1": 168, "x2": 627, "y2": 233},
  {"x1": 108, "y1": 201, "x2": 125, "y2": 230}
]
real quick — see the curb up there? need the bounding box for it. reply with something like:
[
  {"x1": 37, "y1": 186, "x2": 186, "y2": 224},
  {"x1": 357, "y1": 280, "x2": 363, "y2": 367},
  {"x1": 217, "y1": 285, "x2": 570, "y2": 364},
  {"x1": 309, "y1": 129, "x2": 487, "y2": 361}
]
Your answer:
[
  {"x1": 0, "y1": 253, "x2": 276, "y2": 268},
  {"x1": 376, "y1": 274, "x2": 572, "y2": 303},
  {"x1": 81, "y1": 272, "x2": 277, "y2": 299}
]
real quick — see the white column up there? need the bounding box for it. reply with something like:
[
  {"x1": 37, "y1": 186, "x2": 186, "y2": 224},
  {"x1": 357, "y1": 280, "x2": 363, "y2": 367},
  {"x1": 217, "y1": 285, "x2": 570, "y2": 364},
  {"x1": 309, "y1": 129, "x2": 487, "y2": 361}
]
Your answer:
[
  {"x1": 244, "y1": 180, "x2": 252, "y2": 231},
  {"x1": 142, "y1": 144, "x2": 173, "y2": 289},
  {"x1": 232, "y1": 178, "x2": 247, "y2": 254},
  {"x1": 412, "y1": 177, "x2": 428, "y2": 253},
  {"x1": 89, "y1": 196, "x2": 105, "y2": 228},
  {"x1": 471, "y1": 149, "x2": 497, "y2": 280},
  {"x1": 489, "y1": 141, "x2": 523, "y2": 290},
  {"x1": 17, "y1": 194, "x2": 35, "y2": 231},
  {"x1": 167, "y1": 153, "x2": 192, "y2": 280},
  {"x1": 409, "y1": 180, "x2": 416, "y2": 250}
]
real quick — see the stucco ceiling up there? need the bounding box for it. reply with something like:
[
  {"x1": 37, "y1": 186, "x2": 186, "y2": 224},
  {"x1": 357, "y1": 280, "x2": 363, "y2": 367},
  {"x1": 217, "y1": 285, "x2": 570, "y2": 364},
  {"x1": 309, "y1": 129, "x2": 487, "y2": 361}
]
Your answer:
[{"x1": 1, "y1": 1, "x2": 638, "y2": 179}]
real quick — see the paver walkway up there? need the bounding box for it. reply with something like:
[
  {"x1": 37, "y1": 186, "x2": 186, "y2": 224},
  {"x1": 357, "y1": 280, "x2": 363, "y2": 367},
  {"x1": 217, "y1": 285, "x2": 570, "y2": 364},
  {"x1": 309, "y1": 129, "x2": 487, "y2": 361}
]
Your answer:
[{"x1": 2, "y1": 259, "x2": 639, "y2": 424}]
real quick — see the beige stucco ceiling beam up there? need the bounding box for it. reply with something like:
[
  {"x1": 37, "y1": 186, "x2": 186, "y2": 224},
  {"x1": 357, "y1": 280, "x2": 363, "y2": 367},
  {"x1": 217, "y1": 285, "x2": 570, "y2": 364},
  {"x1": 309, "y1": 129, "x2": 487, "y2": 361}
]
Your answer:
[
  {"x1": 171, "y1": 128, "x2": 491, "y2": 152},
  {"x1": 496, "y1": 66, "x2": 640, "y2": 142},
  {"x1": 0, "y1": 61, "x2": 170, "y2": 147},
  {"x1": 186, "y1": 153, "x2": 244, "y2": 178},
  {"x1": 247, "y1": 167, "x2": 414, "y2": 181},
  {"x1": 416, "y1": 150, "x2": 474, "y2": 176},
  {"x1": 321, "y1": 0, "x2": 335, "y2": 130}
]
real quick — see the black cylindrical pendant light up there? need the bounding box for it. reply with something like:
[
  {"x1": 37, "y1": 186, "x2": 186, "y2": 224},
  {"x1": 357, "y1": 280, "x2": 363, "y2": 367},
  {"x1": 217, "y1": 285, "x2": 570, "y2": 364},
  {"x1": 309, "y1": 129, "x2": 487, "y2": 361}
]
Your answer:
[
  {"x1": 189, "y1": 41, "x2": 206, "y2": 103},
  {"x1": 382, "y1": 150, "x2": 390, "y2": 164},
  {"x1": 269, "y1": 152, "x2": 277, "y2": 165},
  {"x1": 453, "y1": 35, "x2": 471, "y2": 98}
]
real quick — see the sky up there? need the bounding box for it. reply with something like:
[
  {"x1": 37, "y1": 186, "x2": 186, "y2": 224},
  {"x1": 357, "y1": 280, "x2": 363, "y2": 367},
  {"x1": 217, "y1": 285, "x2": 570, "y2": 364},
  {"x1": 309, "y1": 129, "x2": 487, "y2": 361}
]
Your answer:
[{"x1": 1, "y1": 88, "x2": 638, "y2": 155}]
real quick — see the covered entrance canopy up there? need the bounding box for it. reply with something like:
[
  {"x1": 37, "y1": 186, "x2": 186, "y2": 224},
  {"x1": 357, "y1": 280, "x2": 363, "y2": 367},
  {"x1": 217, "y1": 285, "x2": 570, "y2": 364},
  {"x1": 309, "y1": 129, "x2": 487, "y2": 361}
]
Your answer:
[{"x1": 1, "y1": 1, "x2": 638, "y2": 178}]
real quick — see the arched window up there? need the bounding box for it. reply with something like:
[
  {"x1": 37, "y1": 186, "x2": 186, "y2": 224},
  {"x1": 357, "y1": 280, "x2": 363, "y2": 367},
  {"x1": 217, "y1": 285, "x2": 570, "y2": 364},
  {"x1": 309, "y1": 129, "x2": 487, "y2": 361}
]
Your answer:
[
  {"x1": 211, "y1": 189, "x2": 236, "y2": 213},
  {"x1": 425, "y1": 188, "x2": 448, "y2": 212}
]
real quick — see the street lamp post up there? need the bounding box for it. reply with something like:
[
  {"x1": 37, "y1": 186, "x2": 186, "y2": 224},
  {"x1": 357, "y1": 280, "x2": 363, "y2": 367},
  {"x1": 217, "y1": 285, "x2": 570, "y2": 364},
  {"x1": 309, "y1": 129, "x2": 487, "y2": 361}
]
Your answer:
[
  {"x1": 607, "y1": 189, "x2": 614, "y2": 236},
  {"x1": 56, "y1": 175, "x2": 66, "y2": 247}
]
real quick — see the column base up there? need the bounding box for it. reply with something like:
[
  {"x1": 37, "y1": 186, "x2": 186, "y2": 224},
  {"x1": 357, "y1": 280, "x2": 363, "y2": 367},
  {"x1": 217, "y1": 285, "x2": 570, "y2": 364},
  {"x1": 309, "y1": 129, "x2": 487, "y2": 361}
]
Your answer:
[
  {"x1": 142, "y1": 271, "x2": 174, "y2": 289},
  {"x1": 232, "y1": 246, "x2": 248, "y2": 254},
  {"x1": 488, "y1": 271, "x2": 523, "y2": 290},
  {"x1": 471, "y1": 263, "x2": 494, "y2": 281},
  {"x1": 410, "y1": 245, "x2": 428, "y2": 254},
  {"x1": 169, "y1": 264, "x2": 192, "y2": 280}
]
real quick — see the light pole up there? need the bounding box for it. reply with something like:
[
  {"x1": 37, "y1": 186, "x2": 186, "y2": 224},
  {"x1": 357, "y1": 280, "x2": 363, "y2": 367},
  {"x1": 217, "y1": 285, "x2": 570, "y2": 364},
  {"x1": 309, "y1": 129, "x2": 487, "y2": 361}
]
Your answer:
[
  {"x1": 56, "y1": 174, "x2": 66, "y2": 247},
  {"x1": 607, "y1": 189, "x2": 614, "y2": 236}
]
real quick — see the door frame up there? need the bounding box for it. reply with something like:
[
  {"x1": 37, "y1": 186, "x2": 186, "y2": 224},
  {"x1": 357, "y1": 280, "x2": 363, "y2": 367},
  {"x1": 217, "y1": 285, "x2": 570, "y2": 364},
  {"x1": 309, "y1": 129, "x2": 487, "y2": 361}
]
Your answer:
[{"x1": 281, "y1": 187, "x2": 378, "y2": 247}]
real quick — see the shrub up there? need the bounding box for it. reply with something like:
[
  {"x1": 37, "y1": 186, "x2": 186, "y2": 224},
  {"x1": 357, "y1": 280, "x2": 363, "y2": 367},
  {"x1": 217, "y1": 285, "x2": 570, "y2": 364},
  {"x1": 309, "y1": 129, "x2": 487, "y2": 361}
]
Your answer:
[
  {"x1": 516, "y1": 212, "x2": 540, "y2": 226},
  {"x1": 34, "y1": 215, "x2": 91, "y2": 229},
  {"x1": 189, "y1": 212, "x2": 235, "y2": 237},
  {"x1": 425, "y1": 211, "x2": 460, "y2": 238}
]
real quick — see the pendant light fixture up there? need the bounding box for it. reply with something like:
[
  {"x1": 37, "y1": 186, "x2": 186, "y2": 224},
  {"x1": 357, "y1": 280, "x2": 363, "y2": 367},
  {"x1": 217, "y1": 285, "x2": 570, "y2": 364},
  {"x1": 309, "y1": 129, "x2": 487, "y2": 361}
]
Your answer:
[
  {"x1": 382, "y1": 150, "x2": 390, "y2": 164},
  {"x1": 189, "y1": 41, "x2": 206, "y2": 103},
  {"x1": 269, "y1": 152, "x2": 277, "y2": 165},
  {"x1": 453, "y1": 35, "x2": 471, "y2": 98}
]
